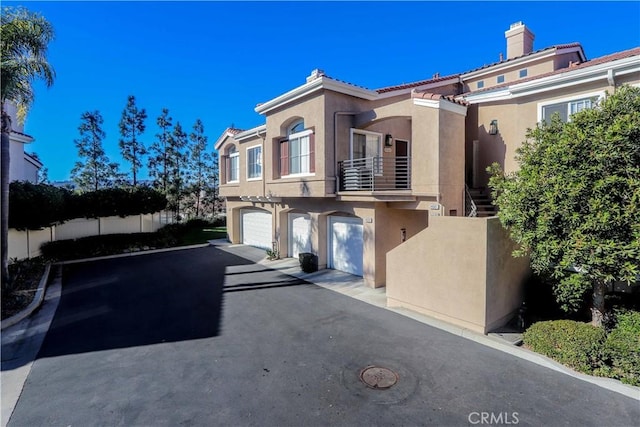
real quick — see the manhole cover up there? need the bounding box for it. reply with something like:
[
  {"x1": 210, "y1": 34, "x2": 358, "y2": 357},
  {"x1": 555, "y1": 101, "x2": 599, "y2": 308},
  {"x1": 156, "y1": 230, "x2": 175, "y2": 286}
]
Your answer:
[{"x1": 359, "y1": 366, "x2": 398, "y2": 389}]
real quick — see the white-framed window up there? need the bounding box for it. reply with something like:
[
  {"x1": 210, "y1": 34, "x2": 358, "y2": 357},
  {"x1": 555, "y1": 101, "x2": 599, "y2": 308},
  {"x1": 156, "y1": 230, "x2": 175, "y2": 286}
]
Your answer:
[
  {"x1": 350, "y1": 128, "x2": 383, "y2": 175},
  {"x1": 246, "y1": 145, "x2": 262, "y2": 180},
  {"x1": 539, "y1": 92, "x2": 603, "y2": 124},
  {"x1": 477, "y1": 81, "x2": 484, "y2": 89},
  {"x1": 280, "y1": 120, "x2": 315, "y2": 177},
  {"x1": 497, "y1": 75, "x2": 505, "y2": 84},
  {"x1": 519, "y1": 69, "x2": 528, "y2": 78},
  {"x1": 228, "y1": 146, "x2": 239, "y2": 183}
]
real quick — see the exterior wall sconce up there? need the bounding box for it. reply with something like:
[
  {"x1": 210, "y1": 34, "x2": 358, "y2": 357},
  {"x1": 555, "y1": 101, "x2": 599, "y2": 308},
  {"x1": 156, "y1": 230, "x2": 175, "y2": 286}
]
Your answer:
[
  {"x1": 489, "y1": 120, "x2": 499, "y2": 135},
  {"x1": 400, "y1": 227, "x2": 407, "y2": 242},
  {"x1": 385, "y1": 134, "x2": 393, "y2": 147}
]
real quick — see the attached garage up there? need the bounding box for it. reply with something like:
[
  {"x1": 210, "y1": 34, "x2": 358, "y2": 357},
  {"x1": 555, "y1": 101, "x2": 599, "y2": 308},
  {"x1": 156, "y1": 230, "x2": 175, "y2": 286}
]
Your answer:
[
  {"x1": 240, "y1": 209, "x2": 272, "y2": 249},
  {"x1": 289, "y1": 213, "x2": 311, "y2": 258},
  {"x1": 328, "y1": 216, "x2": 363, "y2": 276}
]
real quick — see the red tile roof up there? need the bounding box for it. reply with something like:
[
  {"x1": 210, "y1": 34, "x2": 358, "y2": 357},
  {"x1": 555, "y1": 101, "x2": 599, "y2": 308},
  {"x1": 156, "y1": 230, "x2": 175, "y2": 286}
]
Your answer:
[
  {"x1": 376, "y1": 73, "x2": 460, "y2": 94},
  {"x1": 412, "y1": 91, "x2": 469, "y2": 106},
  {"x1": 463, "y1": 46, "x2": 640, "y2": 96},
  {"x1": 461, "y1": 43, "x2": 584, "y2": 75}
]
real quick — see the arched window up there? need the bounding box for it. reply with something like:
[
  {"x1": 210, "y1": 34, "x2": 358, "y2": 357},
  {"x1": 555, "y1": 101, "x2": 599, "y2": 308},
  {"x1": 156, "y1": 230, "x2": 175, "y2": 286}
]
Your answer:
[
  {"x1": 227, "y1": 145, "x2": 239, "y2": 182},
  {"x1": 281, "y1": 119, "x2": 314, "y2": 176},
  {"x1": 288, "y1": 119, "x2": 305, "y2": 135}
]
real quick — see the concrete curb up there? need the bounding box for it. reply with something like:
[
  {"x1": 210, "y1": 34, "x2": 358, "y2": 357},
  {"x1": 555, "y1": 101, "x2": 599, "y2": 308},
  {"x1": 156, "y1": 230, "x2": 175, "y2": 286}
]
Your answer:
[
  {"x1": 56, "y1": 243, "x2": 211, "y2": 265},
  {"x1": 1, "y1": 263, "x2": 52, "y2": 331}
]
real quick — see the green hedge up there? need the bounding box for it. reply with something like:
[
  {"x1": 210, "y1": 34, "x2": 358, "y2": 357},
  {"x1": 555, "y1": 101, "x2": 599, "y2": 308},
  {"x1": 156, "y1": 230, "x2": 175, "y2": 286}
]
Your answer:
[
  {"x1": 523, "y1": 320, "x2": 606, "y2": 373},
  {"x1": 9, "y1": 183, "x2": 168, "y2": 230},
  {"x1": 601, "y1": 311, "x2": 640, "y2": 386},
  {"x1": 523, "y1": 315, "x2": 640, "y2": 385}
]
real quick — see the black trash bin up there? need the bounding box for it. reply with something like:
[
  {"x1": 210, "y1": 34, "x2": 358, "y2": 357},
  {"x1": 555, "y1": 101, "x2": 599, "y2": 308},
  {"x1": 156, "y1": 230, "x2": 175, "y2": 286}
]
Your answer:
[{"x1": 298, "y1": 252, "x2": 318, "y2": 273}]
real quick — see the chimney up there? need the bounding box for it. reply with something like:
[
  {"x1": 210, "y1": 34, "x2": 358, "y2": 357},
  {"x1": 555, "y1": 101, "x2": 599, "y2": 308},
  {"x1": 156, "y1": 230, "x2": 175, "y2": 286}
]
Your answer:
[
  {"x1": 505, "y1": 21, "x2": 535, "y2": 59},
  {"x1": 306, "y1": 69, "x2": 325, "y2": 83}
]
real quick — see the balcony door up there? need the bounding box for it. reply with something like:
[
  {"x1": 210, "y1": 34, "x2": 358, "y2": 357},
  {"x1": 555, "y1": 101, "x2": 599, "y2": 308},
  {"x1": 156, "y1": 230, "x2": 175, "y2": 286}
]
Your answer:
[{"x1": 395, "y1": 139, "x2": 409, "y2": 189}]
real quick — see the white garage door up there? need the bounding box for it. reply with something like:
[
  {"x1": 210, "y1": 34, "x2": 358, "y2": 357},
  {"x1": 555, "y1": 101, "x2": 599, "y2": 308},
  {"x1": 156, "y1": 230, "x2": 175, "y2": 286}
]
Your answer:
[
  {"x1": 329, "y1": 216, "x2": 363, "y2": 276},
  {"x1": 241, "y1": 209, "x2": 272, "y2": 249},
  {"x1": 289, "y1": 213, "x2": 311, "y2": 258}
]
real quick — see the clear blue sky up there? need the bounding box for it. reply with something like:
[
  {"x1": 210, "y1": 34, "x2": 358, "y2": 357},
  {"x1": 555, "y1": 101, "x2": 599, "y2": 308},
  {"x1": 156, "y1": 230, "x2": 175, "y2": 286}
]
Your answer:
[{"x1": 10, "y1": 1, "x2": 640, "y2": 182}]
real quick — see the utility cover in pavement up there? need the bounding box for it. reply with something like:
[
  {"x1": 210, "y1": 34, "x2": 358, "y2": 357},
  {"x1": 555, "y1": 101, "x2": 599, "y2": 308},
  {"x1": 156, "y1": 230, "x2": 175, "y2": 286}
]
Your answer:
[{"x1": 359, "y1": 366, "x2": 398, "y2": 389}]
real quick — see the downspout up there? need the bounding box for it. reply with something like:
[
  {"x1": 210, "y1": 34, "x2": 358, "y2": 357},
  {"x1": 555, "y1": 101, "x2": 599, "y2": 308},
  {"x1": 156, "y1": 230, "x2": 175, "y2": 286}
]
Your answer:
[
  {"x1": 333, "y1": 112, "x2": 358, "y2": 194},
  {"x1": 258, "y1": 128, "x2": 266, "y2": 198}
]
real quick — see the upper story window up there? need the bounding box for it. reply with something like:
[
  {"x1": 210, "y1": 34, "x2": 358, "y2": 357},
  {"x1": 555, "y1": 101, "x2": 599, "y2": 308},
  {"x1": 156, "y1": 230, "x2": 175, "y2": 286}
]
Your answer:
[
  {"x1": 541, "y1": 95, "x2": 599, "y2": 124},
  {"x1": 280, "y1": 120, "x2": 315, "y2": 177},
  {"x1": 350, "y1": 128, "x2": 383, "y2": 175},
  {"x1": 247, "y1": 145, "x2": 262, "y2": 180},
  {"x1": 519, "y1": 69, "x2": 528, "y2": 78},
  {"x1": 227, "y1": 146, "x2": 239, "y2": 183},
  {"x1": 477, "y1": 81, "x2": 484, "y2": 89},
  {"x1": 497, "y1": 75, "x2": 505, "y2": 84}
]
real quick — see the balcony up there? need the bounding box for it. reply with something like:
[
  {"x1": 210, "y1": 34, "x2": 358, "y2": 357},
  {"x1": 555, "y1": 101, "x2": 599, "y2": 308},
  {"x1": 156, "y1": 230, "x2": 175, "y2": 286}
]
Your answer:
[{"x1": 338, "y1": 157, "x2": 411, "y2": 191}]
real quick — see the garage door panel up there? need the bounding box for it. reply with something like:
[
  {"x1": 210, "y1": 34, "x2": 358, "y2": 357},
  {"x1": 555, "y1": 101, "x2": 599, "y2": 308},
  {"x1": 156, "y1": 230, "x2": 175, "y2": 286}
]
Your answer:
[
  {"x1": 241, "y1": 210, "x2": 272, "y2": 250},
  {"x1": 289, "y1": 213, "x2": 311, "y2": 258},
  {"x1": 329, "y1": 217, "x2": 363, "y2": 277}
]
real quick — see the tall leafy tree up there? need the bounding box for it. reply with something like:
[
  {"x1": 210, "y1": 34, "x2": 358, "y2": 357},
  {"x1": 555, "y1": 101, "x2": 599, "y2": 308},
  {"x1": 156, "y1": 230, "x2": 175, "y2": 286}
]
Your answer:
[
  {"x1": 488, "y1": 85, "x2": 640, "y2": 327},
  {"x1": 71, "y1": 111, "x2": 123, "y2": 192},
  {"x1": 168, "y1": 121, "x2": 188, "y2": 219},
  {"x1": 1, "y1": 6, "x2": 55, "y2": 289},
  {"x1": 185, "y1": 118, "x2": 213, "y2": 218},
  {"x1": 118, "y1": 95, "x2": 147, "y2": 186},
  {"x1": 148, "y1": 108, "x2": 173, "y2": 194}
]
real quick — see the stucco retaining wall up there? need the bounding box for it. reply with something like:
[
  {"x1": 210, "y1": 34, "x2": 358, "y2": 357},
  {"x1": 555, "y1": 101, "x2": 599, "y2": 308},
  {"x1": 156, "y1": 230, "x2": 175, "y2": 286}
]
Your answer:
[{"x1": 386, "y1": 216, "x2": 530, "y2": 334}]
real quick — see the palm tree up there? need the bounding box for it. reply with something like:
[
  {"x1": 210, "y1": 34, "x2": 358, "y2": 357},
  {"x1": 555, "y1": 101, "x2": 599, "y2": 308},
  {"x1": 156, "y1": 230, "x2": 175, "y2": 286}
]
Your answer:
[{"x1": 1, "y1": 6, "x2": 55, "y2": 290}]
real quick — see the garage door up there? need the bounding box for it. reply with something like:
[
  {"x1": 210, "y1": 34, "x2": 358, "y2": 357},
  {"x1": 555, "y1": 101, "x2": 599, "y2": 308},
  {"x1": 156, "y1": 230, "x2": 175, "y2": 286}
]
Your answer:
[
  {"x1": 241, "y1": 209, "x2": 272, "y2": 249},
  {"x1": 288, "y1": 213, "x2": 311, "y2": 259},
  {"x1": 329, "y1": 216, "x2": 363, "y2": 276}
]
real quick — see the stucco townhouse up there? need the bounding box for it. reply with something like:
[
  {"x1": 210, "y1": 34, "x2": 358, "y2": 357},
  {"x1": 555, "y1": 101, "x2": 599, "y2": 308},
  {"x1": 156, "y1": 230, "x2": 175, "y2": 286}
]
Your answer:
[{"x1": 215, "y1": 22, "x2": 640, "y2": 332}]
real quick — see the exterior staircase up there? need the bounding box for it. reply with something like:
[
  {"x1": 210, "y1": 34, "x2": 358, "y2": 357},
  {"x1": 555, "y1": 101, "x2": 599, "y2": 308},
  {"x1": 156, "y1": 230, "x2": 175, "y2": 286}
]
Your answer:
[{"x1": 466, "y1": 187, "x2": 498, "y2": 217}]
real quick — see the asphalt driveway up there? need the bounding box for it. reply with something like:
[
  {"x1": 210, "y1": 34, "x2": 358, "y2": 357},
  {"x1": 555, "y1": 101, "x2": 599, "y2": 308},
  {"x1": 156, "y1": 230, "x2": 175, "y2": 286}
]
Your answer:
[{"x1": 5, "y1": 245, "x2": 640, "y2": 426}]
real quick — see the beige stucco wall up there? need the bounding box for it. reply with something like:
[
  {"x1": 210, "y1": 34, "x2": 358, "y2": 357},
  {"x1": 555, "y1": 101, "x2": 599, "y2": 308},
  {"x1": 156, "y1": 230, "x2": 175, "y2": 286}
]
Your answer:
[
  {"x1": 386, "y1": 216, "x2": 529, "y2": 334},
  {"x1": 468, "y1": 78, "x2": 639, "y2": 187}
]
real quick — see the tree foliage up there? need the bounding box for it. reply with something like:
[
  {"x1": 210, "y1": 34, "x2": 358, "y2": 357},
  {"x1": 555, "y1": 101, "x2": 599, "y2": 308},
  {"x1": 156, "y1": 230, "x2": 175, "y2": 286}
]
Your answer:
[
  {"x1": 71, "y1": 111, "x2": 124, "y2": 192},
  {"x1": 119, "y1": 95, "x2": 147, "y2": 186},
  {"x1": 184, "y1": 118, "x2": 216, "y2": 218},
  {"x1": 488, "y1": 85, "x2": 640, "y2": 325},
  {"x1": 1, "y1": 6, "x2": 55, "y2": 290},
  {"x1": 148, "y1": 108, "x2": 173, "y2": 194},
  {"x1": 9, "y1": 182, "x2": 167, "y2": 229}
]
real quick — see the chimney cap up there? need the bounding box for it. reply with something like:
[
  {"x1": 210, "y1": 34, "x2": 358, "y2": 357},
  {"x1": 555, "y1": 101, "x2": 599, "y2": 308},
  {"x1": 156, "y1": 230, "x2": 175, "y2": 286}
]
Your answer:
[
  {"x1": 510, "y1": 21, "x2": 524, "y2": 29},
  {"x1": 306, "y1": 68, "x2": 326, "y2": 83}
]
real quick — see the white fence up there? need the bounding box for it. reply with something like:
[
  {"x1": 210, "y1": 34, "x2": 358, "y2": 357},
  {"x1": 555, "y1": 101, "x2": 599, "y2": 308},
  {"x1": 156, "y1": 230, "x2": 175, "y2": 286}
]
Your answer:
[{"x1": 8, "y1": 211, "x2": 172, "y2": 260}]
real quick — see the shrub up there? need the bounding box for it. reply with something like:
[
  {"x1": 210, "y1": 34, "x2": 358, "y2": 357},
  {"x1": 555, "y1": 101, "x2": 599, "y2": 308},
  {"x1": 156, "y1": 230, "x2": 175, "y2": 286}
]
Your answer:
[
  {"x1": 9, "y1": 183, "x2": 168, "y2": 229},
  {"x1": 601, "y1": 310, "x2": 640, "y2": 386},
  {"x1": 9, "y1": 182, "x2": 71, "y2": 229},
  {"x1": 523, "y1": 320, "x2": 606, "y2": 373}
]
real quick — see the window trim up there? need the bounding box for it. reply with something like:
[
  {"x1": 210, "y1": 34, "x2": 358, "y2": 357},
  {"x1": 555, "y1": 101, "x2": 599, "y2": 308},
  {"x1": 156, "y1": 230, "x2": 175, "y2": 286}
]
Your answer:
[
  {"x1": 519, "y1": 69, "x2": 528, "y2": 78},
  {"x1": 497, "y1": 75, "x2": 505, "y2": 84},
  {"x1": 228, "y1": 150, "x2": 239, "y2": 183},
  {"x1": 537, "y1": 91, "x2": 605, "y2": 123},
  {"x1": 349, "y1": 128, "x2": 384, "y2": 176},
  {"x1": 477, "y1": 80, "x2": 484, "y2": 89},
  {"x1": 281, "y1": 128, "x2": 315, "y2": 178},
  {"x1": 246, "y1": 144, "x2": 263, "y2": 181}
]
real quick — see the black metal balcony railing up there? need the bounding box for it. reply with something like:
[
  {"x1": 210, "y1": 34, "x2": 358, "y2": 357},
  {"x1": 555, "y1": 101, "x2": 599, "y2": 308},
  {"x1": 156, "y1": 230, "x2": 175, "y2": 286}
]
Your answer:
[{"x1": 338, "y1": 156, "x2": 411, "y2": 191}]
